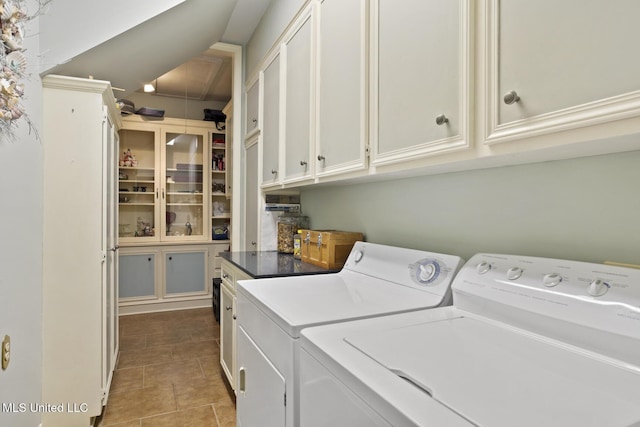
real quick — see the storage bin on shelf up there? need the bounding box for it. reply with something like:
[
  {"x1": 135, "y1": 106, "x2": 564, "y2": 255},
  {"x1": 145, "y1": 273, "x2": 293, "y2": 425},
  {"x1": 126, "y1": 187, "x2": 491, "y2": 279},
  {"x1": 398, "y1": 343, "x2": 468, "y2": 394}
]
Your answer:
[{"x1": 299, "y1": 230, "x2": 364, "y2": 269}]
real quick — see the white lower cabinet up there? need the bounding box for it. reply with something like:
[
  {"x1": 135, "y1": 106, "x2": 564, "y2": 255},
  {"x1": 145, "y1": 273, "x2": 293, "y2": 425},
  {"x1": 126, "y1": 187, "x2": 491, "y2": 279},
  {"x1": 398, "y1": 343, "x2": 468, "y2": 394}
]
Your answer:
[
  {"x1": 221, "y1": 281, "x2": 236, "y2": 388},
  {"x1": 119, "y1": 251, "x2": 157, "y2": 299},
  {"x1": 119, "y1": 243, "x2": 227, "y2": 314},
  {"x1": 219, "y1": 259, "x2": 252, "y2": 390},
  {"x1": 165, "y1": 250, "x2": 207, "y2": 295},
  {"x1": 236, "y1": 326, "x2": 286, "y2": 427}
]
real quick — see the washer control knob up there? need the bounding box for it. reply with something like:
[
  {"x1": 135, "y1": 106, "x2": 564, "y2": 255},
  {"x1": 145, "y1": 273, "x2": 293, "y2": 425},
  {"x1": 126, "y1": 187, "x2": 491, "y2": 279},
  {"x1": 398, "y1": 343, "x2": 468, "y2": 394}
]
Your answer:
[
  {"x1": 506, "y1": 267, "x2": 523, "y2": 280},
  {"x1": 476, "y1": 261, "x2": 491, "y2": 274},
  {"x1": 588, "y1": 279, "x2": 610, "y2": 297},
  {"x1": 542, "y1": 273, "x2": 562, "y2": 287}
]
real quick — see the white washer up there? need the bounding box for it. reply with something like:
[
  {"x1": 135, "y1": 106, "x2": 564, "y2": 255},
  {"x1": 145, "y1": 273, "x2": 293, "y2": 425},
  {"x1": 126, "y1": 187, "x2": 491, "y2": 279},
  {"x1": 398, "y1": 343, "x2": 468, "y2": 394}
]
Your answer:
[
  {"x1": 235, "y1": 242, "x2": 464, "y2": 427},
  {"x1": 299, "y1": 254, "x2": 640, "y2": 427}
]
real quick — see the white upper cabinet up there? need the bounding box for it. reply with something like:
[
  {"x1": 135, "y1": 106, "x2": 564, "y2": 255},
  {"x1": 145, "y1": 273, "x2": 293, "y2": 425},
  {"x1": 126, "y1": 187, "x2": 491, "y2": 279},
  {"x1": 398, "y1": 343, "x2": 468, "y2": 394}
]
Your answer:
[
  {"x1": 246, "y1": 77, "x2": 260, "y2": 138},
  {"x1": 315, "y1": 0, "x2": 368, "y2": 178},
  {"x1": 261, "y1": 51, "x2": 282, "y2": 188},
  {"x1": 483, "y1": 0, "x2": 640, "y2": 145},
  {"x1": 371, "y1": 0, "x2": 472, "y2": 167},
  {"x1": 282, "y1": 5, "x2": 315, "y2": 184}
]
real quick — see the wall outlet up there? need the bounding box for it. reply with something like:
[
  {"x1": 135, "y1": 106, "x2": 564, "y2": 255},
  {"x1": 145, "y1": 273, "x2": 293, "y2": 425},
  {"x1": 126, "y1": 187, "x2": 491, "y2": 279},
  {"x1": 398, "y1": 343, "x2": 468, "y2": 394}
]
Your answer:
[{"x1": 2, "y1": 335, "x2": 10, "y2": 370}]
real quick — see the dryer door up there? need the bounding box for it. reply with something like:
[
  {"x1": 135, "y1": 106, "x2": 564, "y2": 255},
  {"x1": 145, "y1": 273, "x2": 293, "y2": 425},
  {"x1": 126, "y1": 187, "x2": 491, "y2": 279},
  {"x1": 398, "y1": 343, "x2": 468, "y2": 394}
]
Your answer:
[{"x1": 237, "y1": 326, "x2": 286, "y2": 427}]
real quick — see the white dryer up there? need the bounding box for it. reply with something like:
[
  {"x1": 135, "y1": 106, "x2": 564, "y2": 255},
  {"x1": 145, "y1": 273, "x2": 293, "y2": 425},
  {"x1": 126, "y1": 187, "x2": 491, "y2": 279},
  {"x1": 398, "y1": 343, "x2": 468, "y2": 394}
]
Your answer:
[
  {"x1": 235, "y1": 241, "x2": 464, "y2": 427},
  {"x1": 299, "y1": 253, "x2": 640, "y2": 427}
]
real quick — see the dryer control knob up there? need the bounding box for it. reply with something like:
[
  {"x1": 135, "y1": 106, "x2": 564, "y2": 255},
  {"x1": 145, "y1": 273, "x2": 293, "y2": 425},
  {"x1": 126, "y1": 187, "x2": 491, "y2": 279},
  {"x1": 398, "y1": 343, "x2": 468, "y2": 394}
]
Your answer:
[
  {"x1": 476, "y1": 261, "x2": 491, "y2": 274},
  {"x1": 543, "y1": 273, "x2": 562, "y2": 287},
  {"x1": 587, "y1": 279, "x2": 610, "y2": 297},
  {"x1": 354, "y1": 250, "x2": 364, "y2": 263},
  {"x1": 419, "y1": 263, "x2": 437, "y2": 282},
  {"x1": 506, "y1": 267, "x2": 523, "y2": 280}
]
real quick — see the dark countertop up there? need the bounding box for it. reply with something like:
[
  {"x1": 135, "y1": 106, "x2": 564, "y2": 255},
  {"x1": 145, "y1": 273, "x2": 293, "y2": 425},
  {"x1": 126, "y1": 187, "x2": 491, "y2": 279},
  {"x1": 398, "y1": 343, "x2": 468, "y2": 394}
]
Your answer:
[{"x1": 219, "y1": 251, "x2": 341, "y2": 278}]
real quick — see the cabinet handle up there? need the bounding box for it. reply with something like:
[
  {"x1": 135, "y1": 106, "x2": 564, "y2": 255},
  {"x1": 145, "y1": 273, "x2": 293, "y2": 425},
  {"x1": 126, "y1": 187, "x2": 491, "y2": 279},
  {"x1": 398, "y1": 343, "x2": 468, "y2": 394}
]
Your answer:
[
  {"x1": 300, "y1": 160, "x2": 307, "y2": 166},
  {"x1": 156, "y1": 188, "x2": 159, "y2": 199},
  {"x1": 317, "y1": 155, "x2": 325, "y2": 161},
  {"x1": 239, "y1": 367, "x2": 246, "y2": 393},
  {"x1": 162, "y1": 189, "x2": 165, "y2": 199},
  {"x1": 503, "y1": 90, "x2": 520, "y2": 105},
  {"x1": 435, "y1": 114, "x2": 449, "y2": 126},
  {"x1": 271, "y1": 169, "x2": 277, "y2": 175},
  {"x1": 226, "y1": 305, "x2": 232, "y2": 311}
]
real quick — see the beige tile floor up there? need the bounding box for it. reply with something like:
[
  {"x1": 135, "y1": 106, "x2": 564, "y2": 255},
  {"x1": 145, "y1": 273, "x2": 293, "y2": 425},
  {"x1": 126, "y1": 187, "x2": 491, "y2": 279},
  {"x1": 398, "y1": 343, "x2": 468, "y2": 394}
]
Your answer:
[{"x1": 96, "y1": 308, "x2": 235, "y2": 427}]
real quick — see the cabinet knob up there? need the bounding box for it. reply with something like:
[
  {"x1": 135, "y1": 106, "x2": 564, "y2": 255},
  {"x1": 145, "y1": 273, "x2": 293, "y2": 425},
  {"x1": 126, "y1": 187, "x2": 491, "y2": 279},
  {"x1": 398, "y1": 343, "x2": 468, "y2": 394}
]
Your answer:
[
  {"x1": 233, "y1": 314, "x2": 237, "y2": 320},
  {"x1": 251, "y1": 241, "x2": 256, "y2": 246},
  {"x1": 109, "y1": 245, "x2": 120, "y2": 252},
  {"x1": 226, "y1": 305, "x2": 232, "y2": 311},
  {"x1": 317, "y1": 155, "x2": 325, "y2": 161},
  {"x1": 300, "y1": 160, "x2": 307, "y2": 166},
  {"x1": 271, "y1": 169, "x2": 277, "y2": 175},
  {"x1": 252, "y1": 118, "x2": 257, "y2": 124},
  {"x1": 222, "y1": 273, "x2": 229, "y2": 279},
  {"x1": 435, "y1": 114, "x2": 449, "y2": 126},
  {"x1": 503, "y1": 90, "x2": 520, "y2": 105},
  {"x1": 148, "y1": 257, "x2": 152, "y2": 262},
  {"x1": 168, "y1": 256, "x2": 172, "y2": 261}
]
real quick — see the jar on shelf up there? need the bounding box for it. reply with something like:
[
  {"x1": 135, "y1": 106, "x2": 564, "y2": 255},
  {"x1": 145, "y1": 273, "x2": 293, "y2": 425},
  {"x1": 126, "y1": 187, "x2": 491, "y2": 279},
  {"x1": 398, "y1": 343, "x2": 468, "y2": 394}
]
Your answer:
[
  {"x1": 293, "y1": 230, "x2": 302, "y2": 260},
  {"x1": 277, "y1": 213, "x2": 309, "y2": 253}
]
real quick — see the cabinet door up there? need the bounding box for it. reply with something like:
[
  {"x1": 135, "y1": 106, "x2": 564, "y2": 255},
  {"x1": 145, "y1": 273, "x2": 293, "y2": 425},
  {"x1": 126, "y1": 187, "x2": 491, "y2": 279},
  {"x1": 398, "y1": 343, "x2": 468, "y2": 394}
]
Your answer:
[
  {"x1": 246, "y1": 78, "x2": 260, "y2": 137},
  {"x1": 164, "y1": 250, "x2": 207, "y2": 295},
  {"x1": 261, "y1": 52, "x2": 282, "y2": 187},
  {"x1": 283, "y1": 7, "x2": 314, "y2": 183},
  {"x1": 372, "y1": 0, "x2": 471, "y2": 166},
  {"x1": 119, "y1": 252, "x2": 157, "y2": 299},
  {"x1": 162, "y1": 126, "x2": 208, "y2": 240},
  {"x1": 104, "y1": 115, "x2": 119, "y2": 392},
  {"x1": 118, "y1": 125, "x2": 160, "y2": 243},
  {"x1": 236, "y1": 326, "x2": 286, "y2": 427},
  {"x1": 244, "y1": 137, "x2": 259, "y2": 251},
  {"x1": 486, "y1": 0, "x2": 640, "y2": 143},
  {"x1": 316, "y1": 0, "x2": 368, "y2": 177},
  {"x1": 220, "y1": 283, "x2": 236, "y2": 389}
]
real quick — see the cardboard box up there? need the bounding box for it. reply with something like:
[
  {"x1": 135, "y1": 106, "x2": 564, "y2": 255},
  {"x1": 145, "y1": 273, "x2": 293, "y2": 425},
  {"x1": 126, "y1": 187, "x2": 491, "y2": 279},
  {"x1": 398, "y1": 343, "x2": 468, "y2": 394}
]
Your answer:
[{"x1": 300, "y1": 230, "x2": 364, "y2": 269}]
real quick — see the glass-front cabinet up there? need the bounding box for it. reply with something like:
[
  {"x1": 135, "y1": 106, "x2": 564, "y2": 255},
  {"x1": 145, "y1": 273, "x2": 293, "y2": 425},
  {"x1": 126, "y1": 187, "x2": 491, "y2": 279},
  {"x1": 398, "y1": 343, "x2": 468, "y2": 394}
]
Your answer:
[
  {"x1": 163, "y1": 126, "x2": 208, "y2": 241},
  {"x1": 118, "y1": 124, "x2": 159, "y2": 241},
  {"x1": 118, "y1": 117, "x2": 213, "y2": 243}
]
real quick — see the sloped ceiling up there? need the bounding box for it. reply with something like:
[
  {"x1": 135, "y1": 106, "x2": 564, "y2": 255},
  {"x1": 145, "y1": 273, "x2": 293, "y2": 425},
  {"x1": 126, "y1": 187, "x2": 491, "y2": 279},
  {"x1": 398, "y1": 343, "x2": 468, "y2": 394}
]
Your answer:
[{"x1": 45, "y1": 0, "x2": 238, "y2": 97}]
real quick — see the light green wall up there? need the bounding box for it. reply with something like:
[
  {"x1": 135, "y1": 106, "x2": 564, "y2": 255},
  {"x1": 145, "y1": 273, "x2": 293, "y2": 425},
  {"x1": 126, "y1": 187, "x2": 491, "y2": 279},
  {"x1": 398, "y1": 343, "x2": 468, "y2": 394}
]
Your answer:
[{"x1": 301, "y1": 150, "x2": 640, "y2": 265}]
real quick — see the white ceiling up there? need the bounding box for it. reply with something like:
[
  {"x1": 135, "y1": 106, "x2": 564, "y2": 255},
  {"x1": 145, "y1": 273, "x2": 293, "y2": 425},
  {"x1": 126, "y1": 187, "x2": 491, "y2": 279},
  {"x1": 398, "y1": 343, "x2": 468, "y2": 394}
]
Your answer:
[{"x1": 46, "y1": 0, "x2": 272, "y2": 100}]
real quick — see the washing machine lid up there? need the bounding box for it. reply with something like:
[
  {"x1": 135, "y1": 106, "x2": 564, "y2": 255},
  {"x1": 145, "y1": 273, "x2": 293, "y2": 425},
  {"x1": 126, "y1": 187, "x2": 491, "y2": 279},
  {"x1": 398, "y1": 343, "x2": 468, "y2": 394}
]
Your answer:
[
  {"x1": 345, "y1": 316, "x2": 640, "y2": 427},
  {"x1": 237, "y1": 269, "x2": 449, "y2": 338}
]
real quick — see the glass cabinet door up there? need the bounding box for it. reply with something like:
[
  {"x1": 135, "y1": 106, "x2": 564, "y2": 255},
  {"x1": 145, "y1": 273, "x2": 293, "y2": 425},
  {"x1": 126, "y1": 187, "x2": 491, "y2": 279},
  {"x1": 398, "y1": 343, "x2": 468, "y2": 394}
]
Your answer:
[
  {"x1": 118, "y1": 127, "x2": 159, "y2": 242},
  {"x1": 163, "y1": 127, "x2": 208, "y2": 240}
]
